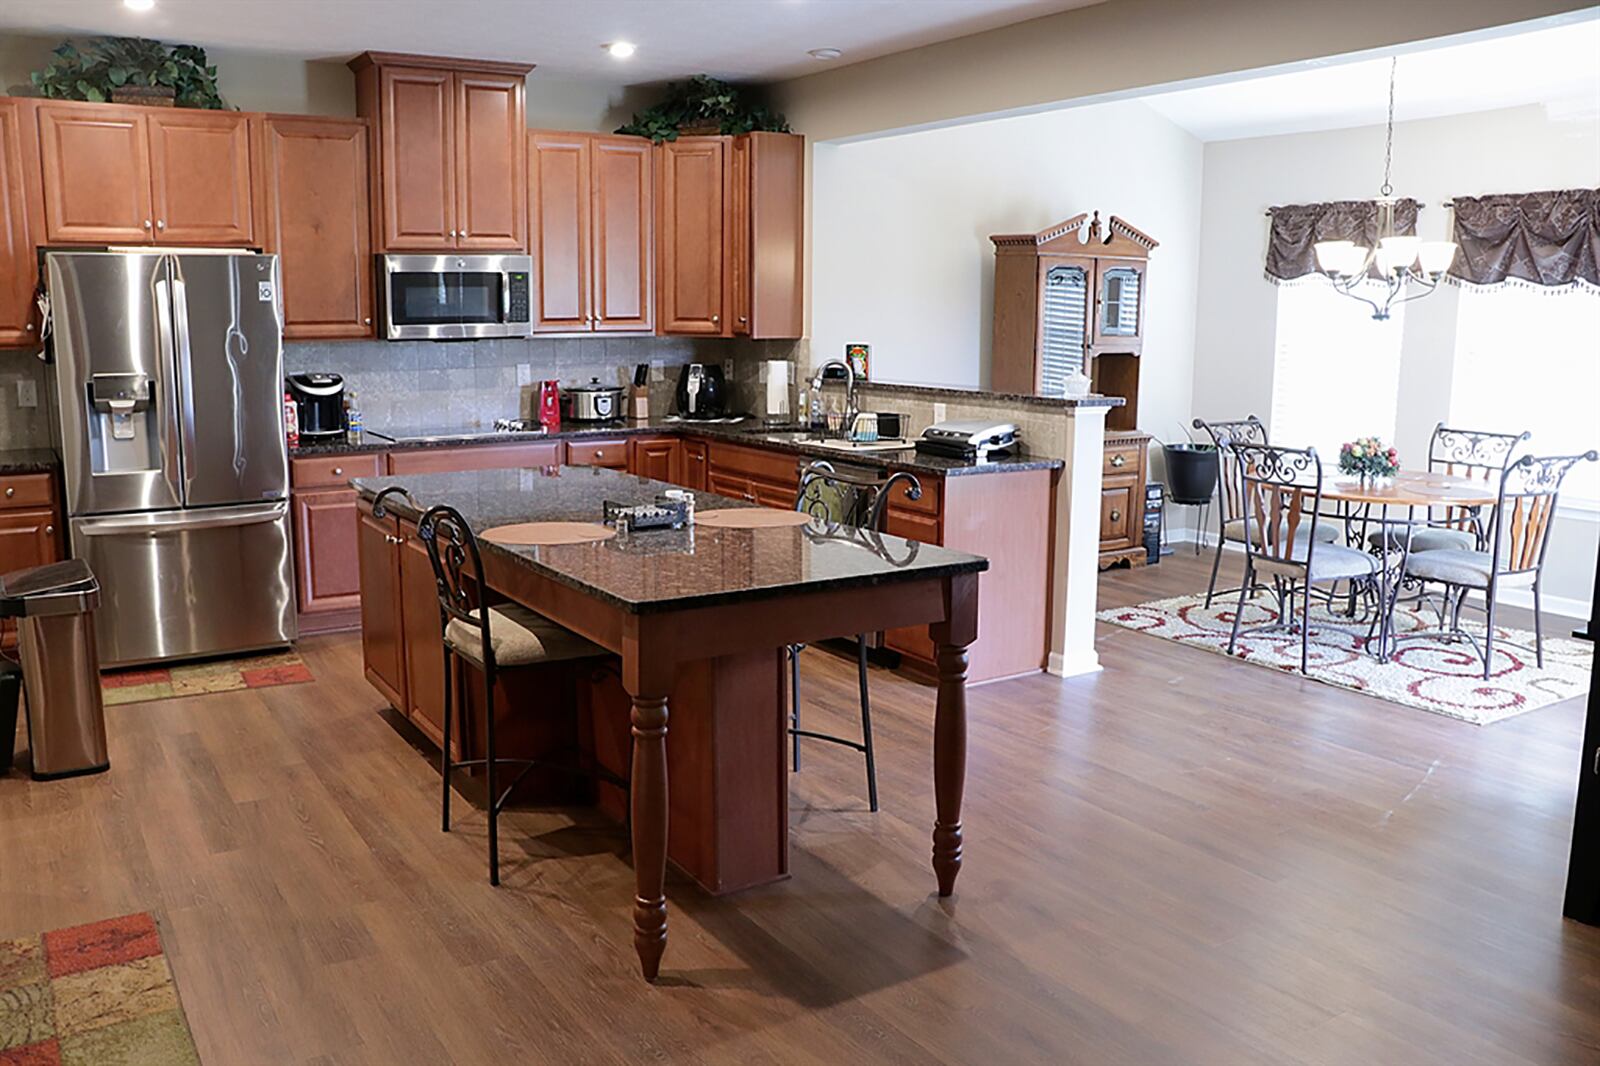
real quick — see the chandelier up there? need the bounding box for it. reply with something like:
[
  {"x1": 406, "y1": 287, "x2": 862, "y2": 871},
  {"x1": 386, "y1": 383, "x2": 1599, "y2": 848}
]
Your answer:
[{"x1": 1313, "y1": 58, "x2": 1457, "y2": 320}]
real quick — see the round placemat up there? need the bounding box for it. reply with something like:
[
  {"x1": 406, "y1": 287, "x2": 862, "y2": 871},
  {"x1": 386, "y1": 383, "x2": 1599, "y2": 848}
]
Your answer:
[
  {"x1": 694, "y1": 508, "x2": 815, "y2": 529},
  {"x1": 482, "y1": 521, "x2": 618, "y2": 546}
]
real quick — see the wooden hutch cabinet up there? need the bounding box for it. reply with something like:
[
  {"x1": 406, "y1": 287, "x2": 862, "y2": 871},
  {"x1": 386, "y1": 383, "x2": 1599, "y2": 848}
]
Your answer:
[
  {"x1": 656, "y1": 132, "x2": 803, "y2": 339},
  {"x1": 349, "y1": 52, "x2": 531, "y2": 252},
  {"x1": 991, "y1": 212, "x2": 1157, "y2": 568}
]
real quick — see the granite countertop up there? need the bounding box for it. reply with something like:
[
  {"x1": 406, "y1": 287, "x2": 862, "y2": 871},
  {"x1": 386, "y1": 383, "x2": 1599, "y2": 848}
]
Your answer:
[
  {"x1": 294, "y1": 418, "x2": 1064, "y2": 477},
  {"x1": 353, "y1": 466, "x2": 987, "y2": 615},
  {"x1": 0, "y1": 448, "x2": 60, "y2": 475}
]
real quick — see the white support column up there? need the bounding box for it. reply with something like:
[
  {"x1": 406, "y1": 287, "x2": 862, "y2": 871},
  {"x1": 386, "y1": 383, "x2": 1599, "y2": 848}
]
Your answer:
[{"x1": 1048, "y1": 403, "x2": 1110, "y2": 678}]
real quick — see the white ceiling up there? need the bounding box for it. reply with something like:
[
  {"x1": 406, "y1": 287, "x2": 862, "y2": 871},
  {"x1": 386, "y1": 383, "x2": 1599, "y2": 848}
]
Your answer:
[
  {"x1": 1142, "y1": 16, "x2": 1600, "y2": 142},
  {"x1": 3, "y1": 0, "x2": 1107, "y2": 83}
]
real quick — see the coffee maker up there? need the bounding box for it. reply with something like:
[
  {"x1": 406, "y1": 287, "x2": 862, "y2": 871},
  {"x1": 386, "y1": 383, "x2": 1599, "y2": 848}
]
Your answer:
[
  {"x1": 287, "y1": 373, "x2": 345, "y2": 439},
  {"x1": 674, "y1": 363, "x2": 727, "y2": 419}
]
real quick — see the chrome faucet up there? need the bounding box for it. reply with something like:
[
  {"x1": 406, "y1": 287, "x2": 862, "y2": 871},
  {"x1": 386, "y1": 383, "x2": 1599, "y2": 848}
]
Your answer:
[{"x1": 809, "y1": 359, "x2": 858, "y2": 439}]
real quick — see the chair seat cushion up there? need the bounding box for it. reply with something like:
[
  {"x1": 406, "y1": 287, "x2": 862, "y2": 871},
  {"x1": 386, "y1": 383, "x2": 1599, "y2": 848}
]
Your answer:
[
  {"x1": 1367, "y1": 525, "x2": 1476, "y2": 553},
  {"x1": 1224, "y1": 517, "x2": 1340, "y2": 546},
  {"x1": 1403, "y1": 549, "x2": 1534, "y2": 589},
  {"x1": 445, "y1": 603, "x2": 604, "y2": 667},
  {"x1": 1254, "y1": 542, "x2": 1378, "y2": 582}
]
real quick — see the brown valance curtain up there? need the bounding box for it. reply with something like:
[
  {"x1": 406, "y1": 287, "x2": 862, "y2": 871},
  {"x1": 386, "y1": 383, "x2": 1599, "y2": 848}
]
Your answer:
[
  {"x1": 1450, "y1": 189, "x2": 1600, "y2": 289},
  {"x1": 1264, "y1": 199, "x2": 1419, "y2": 282}
]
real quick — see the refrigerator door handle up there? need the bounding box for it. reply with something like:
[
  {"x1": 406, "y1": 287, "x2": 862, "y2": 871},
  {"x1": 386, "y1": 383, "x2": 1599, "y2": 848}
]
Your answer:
[
  {"x1": 169, "y1": 269, "x2": 200, "y2": 503},
  {"x1": 74, "y1": 500, "x2": 289, "y2": 537},
  {"x1": 152, "y1": 272, "x2": 187, "y2": 503}
]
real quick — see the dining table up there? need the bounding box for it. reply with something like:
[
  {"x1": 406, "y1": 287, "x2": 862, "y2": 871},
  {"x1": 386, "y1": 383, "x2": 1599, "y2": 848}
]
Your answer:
[
  {"x1": 352, "y1": 464, "x2": 989, "y2": 981},
  {"x1": 1320, "y1": 469, "x2": 1500, "y2": 660}
]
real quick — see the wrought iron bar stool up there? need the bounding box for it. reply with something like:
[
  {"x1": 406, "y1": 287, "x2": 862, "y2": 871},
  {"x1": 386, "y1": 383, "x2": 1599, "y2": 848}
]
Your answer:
[
  {"x1": 1399, "y1": 450, "x2": 1597, "y2": 679},
  {"x1": 407, "y1": 496, "x2": 621, "y2": 886},
  {"x1": 786, "y1": 462, "x2": 922, "y2": 812}
]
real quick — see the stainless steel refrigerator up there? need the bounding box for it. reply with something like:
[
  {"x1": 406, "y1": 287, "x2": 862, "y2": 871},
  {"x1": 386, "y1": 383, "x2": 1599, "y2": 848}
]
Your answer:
[{"x1": 45, "y1": 250, "x2": 297, "y2": 666}]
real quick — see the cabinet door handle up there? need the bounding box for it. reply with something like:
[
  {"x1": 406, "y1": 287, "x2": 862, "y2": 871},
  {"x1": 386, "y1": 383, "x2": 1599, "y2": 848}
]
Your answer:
[
  {"x1": 738, "y1": 315, "x2": 748, "y2": 324},
  {"x1": 1110, "y1": 509, "x2": 1121, "y2": 522},
  {"x1": 712, "y1": 315, "x2": 720, "y2": 325},
  {"x1": 142, "y1": 219, "x2": 152, "y2": 230},
  {"x1": 45, "y1": 525, "x2": 54, "y2": 535},
  {"x1": 156, "y1": 219, "x2": 166, "y2": 230},
  {"x1": 1111, "y1": 454, "x2": 1126, "y2": 467},
  {"x1": 363, "y1": 317, "x2": 371, "y2": 325}
]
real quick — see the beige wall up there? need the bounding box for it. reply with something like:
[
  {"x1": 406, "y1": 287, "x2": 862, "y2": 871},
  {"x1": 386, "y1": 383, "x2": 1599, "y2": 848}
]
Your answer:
[
  {"x1": 0, "y1": 32, "x2": 638, "y2": 131},
  {"x1": 771, "y1": 0, "x2": 1595, "y2": 141}
]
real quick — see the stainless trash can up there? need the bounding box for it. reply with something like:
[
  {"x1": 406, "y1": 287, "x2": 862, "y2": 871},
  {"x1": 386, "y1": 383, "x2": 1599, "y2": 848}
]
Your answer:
[{"x1": 0, "y1": 560, "x2": 108, "y2": 780}]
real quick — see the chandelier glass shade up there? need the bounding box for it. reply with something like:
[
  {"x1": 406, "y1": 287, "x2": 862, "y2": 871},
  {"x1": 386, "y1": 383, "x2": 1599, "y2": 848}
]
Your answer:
[{"x1": 1313, "y1": 59, "x2": 1457, "y2": 320}]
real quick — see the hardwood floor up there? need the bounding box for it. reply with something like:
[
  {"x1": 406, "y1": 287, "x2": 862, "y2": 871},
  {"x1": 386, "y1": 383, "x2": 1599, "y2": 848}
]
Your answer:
[{"x1": 3, "y1": 551, "x2": 1597, "y2": 1064}]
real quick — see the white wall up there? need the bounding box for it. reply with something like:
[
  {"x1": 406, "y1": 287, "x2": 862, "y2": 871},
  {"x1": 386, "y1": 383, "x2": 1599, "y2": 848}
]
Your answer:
[
  {"x1": 1191, "y1": 103, "x2": 1600, "y2": 616},
  {"x1": 811, "y1": 99, "x2": 1204, "y2": 445}
]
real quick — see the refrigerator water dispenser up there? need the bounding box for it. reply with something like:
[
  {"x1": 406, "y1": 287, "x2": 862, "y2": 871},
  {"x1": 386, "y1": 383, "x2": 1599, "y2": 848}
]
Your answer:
[{"x1": 86, "y1": 374, "x2": 158, "y2": 473}]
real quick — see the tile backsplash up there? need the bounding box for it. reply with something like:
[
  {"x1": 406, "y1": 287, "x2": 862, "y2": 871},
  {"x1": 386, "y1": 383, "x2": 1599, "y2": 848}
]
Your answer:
[{"x1": 0, "y1": 354, "x2": 51, "y2": 450}]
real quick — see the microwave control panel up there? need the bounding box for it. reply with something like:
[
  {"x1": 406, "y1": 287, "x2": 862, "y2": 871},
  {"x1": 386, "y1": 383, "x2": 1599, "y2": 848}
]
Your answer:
[{"x1": 507, "y1": 272, "x2": 531, "y2": 324}]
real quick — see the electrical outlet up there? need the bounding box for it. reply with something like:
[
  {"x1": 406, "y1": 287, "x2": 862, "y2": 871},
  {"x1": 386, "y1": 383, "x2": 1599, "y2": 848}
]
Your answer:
[
  {"x1": 16, "y1": 380, "x2": 37, "y2": 408},
  {"x1": 723, "y1": 358, "x2": 735, "y2": 379},
  {"x1": 933, "y1": 401, "x2": 947, "y2": 424},
  {"x1": 516, "y1": 363, "x2": 532, "y2": 387}
]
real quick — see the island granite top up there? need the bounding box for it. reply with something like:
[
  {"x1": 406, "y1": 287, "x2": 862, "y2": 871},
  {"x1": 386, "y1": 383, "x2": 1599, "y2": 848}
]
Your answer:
[{"x1": 353, "y1": 465, "x2": 987, "y2": 615}]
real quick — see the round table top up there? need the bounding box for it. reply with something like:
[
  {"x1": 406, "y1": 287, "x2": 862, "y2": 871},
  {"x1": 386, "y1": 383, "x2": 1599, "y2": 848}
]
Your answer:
[{"x1": 1322, "y1": 470, "x2": 1498, "y2": 507}]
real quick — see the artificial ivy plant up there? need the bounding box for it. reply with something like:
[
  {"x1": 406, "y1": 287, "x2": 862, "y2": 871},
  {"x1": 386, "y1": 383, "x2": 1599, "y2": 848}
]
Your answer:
[
  {"x1": 616, "y1": 74, "x2": 790, "y2": 142},
  {"x1": 31, "y1": 37, "x2": 229, "y2": 109}
]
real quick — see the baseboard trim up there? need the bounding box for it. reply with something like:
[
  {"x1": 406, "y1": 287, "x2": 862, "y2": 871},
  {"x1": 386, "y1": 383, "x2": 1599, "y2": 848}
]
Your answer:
[{"x1": 1048, "y1": 650, "x2": 1102, "y2": 678}]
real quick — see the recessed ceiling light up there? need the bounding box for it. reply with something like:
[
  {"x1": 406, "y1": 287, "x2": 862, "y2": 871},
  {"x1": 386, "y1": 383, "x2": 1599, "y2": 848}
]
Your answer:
[
  {"x1": 605, "y1": 41, "x2": 637, "y2": 60},
  {"x1": 808, "y1": 48, "x2": 843, "y2": 61},
  {"x1": 124, "y1": 0, "x2": 156, "y2": 10}
]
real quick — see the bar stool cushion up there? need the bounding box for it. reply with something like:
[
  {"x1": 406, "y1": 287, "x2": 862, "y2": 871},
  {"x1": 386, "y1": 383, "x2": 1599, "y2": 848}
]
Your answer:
[
  {"x1": 1224, "y1": 517, "x2": 1340, "y2": 545},
  {"x1": 1367, "y1": 526, "x2": 1477, "y2": 553},
  {"x1": 1254, "y1": 542, "x2": 1378, "y2": 582},
  {"x1": 445, "y1": 603, "x2": 604, "y2": 667}
]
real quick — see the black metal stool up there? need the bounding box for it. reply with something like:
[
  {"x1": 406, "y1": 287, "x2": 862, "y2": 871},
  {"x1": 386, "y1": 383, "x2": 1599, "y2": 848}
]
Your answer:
[
  {"x1": 398, "y1": 492, "x2": 622, "y2": 886},
  {"x1": 787, "y1": 463, "x2": 922, "y2": 812}
]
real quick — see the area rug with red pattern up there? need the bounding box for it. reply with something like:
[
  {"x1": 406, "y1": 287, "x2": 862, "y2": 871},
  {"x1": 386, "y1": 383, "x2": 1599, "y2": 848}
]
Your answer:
[
  {"x1": 1097, "y1": 593, "x2": 1591, "y2": 724},
  {"x1": 101, "y1": 650, "x2": 313, "y2": 707},
  {"x1": 0, "y1": 912, "x2": 199, "y2": 1065}
]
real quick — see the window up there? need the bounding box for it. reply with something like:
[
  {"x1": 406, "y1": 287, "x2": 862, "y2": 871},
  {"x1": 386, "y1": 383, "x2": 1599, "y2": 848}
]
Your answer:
[
  {"x1": 1449, "y1": 285, "x2": 1600, "y2": 507},
  {"x1": 1270, "y1": 281, "x2": 1406, "y2": 462}
]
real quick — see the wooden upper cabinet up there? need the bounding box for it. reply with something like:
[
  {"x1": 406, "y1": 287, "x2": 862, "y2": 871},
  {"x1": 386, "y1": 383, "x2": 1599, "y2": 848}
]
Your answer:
[
  {"x1": 376, "y1": 65, "x2": 456, "y2": 249},
  {"x1": 258, "y1": 115, "x2": 373, "y2": 339},
  {"x1": 351, "y1": 52, "x2": 532, "y2": 252},
  {"x1": 454, "y1": 72, "x2": 525, "y2": 249},
  {"x1": 0, "y1": 98, "x2": 42, "y2": 347},
  {"x1": 591, "y1": 136, "x2": 652, "y2": 332},
  {"x1": 37, "y1": 102, "x2": 153, "y2": 243},
  {"x1": 657, "y1": 136, "x2": 726, "y2": 335},
  {"x1": 655, "y1": 132, "x2": 803, "y2": 339},
  {"x1": 147, "y1": 109, "x2": 253, "y2": 244},
  {"x1": 528, "y1": 131, "x2": 590, "y2": 331}
]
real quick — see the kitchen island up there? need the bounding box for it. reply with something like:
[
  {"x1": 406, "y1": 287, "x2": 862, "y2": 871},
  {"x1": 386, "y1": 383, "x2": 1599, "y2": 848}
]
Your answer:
[{"x1": 352, "y1": 465, "x2": 987, "y2": 981}]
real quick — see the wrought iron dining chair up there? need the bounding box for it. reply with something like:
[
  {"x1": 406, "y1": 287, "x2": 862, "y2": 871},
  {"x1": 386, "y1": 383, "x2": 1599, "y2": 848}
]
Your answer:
[
  {"x1": 1194, "y1": 415, "x2": 1339, "y2": 607},
  {"x1": 1400, "y1": 450, "x2": 1597, "y2": 679},
  {"x1": 1367, "y1": 422, "x2": 1530, "y2": 554},
  {"x1": 786, "y1": 461, "x2": 922, "y2": 812},
  {"x1": 411, "y1": 498, "x2": 618, "y2": 886},
  {"x1": 1226, "y1": 443, "x2": 1379, "y2": 674}
]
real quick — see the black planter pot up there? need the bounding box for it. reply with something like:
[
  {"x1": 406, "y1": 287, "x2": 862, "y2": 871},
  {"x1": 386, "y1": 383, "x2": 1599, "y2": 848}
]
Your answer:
[{"x1": 1163, "y1": 444, "x2": 1219, "y2": 505}]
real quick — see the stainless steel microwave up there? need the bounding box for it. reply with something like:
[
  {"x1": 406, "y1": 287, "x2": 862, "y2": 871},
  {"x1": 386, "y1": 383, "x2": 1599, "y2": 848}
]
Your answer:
[{"x1": 380, "y1": 254, "x2": 533, "y2": 340}]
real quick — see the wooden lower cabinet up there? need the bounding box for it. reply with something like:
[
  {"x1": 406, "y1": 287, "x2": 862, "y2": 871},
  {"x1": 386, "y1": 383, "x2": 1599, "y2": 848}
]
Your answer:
[
  {"x1": 399, "y1": 532, "x2": 450, "y2": 748},
  {"x1": 628, "y1": 436, "x2": 681, "y2": 482},
  {"x1": 682, "y1": 439, "x2": 709, "y2": 491},
  {"x1": 705, "y1": 440, "x2": 799, "y2": 504},
  {"x1": 565, "y1": 438, "x2": 628, "y2": 468},
  {"x1": 0, "y1": 473, "x2": 65, "y2": 648},
  {"x1": 292, "y1": 488, "x2": 361, "y2": 616},
  {"x1": 386, "y1": 442, "x2": 561, "y2": 475},
  {"x1": 1100, "y1": 429, "x2": 1150, "y2": 569},
  {"x1": 357, "y1": 508, "x2": 406, "y2": 710}
]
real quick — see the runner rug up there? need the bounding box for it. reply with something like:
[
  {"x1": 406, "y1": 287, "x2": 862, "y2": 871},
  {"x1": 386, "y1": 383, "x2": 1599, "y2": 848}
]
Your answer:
[
  {"x1": 0, "y1": 912, "x2": 200, "y2": 1064},
  {"x1": 1097, "y1": 593, "x2": 1591, "y2": 724},
  {"x1": 102, "y1": 650, "x2": 313, "y2": 707}
]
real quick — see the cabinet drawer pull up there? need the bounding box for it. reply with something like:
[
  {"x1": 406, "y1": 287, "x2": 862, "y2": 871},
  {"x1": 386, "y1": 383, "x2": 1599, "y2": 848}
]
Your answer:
[
  {"x1": 3, "y1": 487, "x2": 12, "y2": 498},
  {"x1": 1110, "y1": 454, "x2": 1126, "y2": 467},
  {"x1": 332, "y1": 467, "x2": 344, "y2": 477},
  {"x1": 1109, "y1": 509, "x2": 1121, "y2": 522}
]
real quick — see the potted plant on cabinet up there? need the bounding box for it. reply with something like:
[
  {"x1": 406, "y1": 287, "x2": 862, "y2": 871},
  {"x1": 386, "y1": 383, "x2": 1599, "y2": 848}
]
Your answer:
[
  {"x1": 616, "y1": 74, "x2": 789, "y2": 142},
  {"x1": 31, "y1": 38, "x2": 228, "y2": 109}
]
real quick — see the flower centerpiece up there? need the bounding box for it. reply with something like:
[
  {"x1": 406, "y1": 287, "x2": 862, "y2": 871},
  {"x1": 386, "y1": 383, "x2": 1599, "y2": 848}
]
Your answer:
[{"x1": 1338, "y1": 436, "x2": 1400, "y2": 484}]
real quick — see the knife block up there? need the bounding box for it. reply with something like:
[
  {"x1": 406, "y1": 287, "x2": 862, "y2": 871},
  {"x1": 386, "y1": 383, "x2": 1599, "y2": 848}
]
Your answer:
[{"x1": 629, "y1": 386, "x2": 650, "y2": 421}]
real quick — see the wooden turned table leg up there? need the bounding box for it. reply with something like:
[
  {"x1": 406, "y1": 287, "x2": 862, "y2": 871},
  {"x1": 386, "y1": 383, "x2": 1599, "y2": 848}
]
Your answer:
[
  {"x1": 629, "y1": 694, "x2": 670, "y2": 980},
  {"x1": 932, "y1": 640, "x2": 970, "y2": 897}
]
